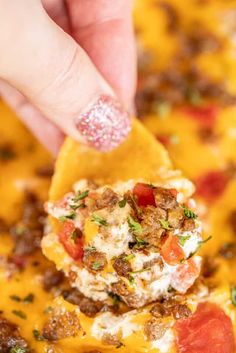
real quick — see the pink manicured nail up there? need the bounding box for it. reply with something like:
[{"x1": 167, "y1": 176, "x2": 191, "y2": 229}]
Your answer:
[{"x1": 74, "y1": 95, "x2": 131, "y2": 151}]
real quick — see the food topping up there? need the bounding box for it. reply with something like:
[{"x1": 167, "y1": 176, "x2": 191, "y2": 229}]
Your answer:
[
  {"x1": 94, "y1": 188, "x2": 119, "y2": 211},
  {"x1": 195, "y1": 170, "x2": 230, "y2": 202},
  {"x1": 10, "y1": 191, "x2": 46, "y2": 258},
  {"x1": 58, "y1": 221, "x2": 84, "y2": 261},
  {"x1": 133, "y1": 183, "x2": 156, "y2": 207},
  {"x1": 144, "y1": 317, "x2": 169, "y2": 341},
  {"x1": 175, "y1": 302, "x2": 235, "y2": 353},
  {"x1": 62, "y1": 288, "x2": 103, "y2": 318},
  {"x1": 0, "y1": 316, "x2": 30, "y2": 353},
  {"x1": 150, "y1": 298, "x2": 191, "y2": 320},
  {"x1": 0, "y1": 143, "x2": 16, "y2": 162},
  {"x1": 42, "y1": 266, "x2": 64, "y2": 291},
  {"x1": 83, "y1": 249, "x2": 107, "y2": 272},
  {"x1": 112, "y1": 254, "x2": 133, "y2": 278},
  {"x1": 44, "y1": 179, "x2": 204, "y2": 308},
  {"x1": 42, "y1": 309, "x2": 81, "y2": 341}
]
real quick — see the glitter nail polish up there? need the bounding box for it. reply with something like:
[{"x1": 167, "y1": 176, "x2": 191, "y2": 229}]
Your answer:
[{"x1": 74, "y1": 95, "x2": 131, "y2": 152}]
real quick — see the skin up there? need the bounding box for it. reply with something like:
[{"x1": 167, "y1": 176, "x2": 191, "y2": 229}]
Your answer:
[{"x1": 0, "y1": 0, "x2": 137, "y2": 154}]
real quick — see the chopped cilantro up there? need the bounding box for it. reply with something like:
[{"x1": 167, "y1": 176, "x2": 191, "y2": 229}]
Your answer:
[
  {"x1": 169, "y1": 133, "x2": 180, "y2": 145},
  {"x1": 128, "y1": 266, "x2": 149, "y2": 285},
  {"x1": 231, "y1": 286, "x2": 236, "y2": 307},
  {"x1": 10, "y1": 346, "x2": 28, "y2": 353},
  {"x1": 91, "y1": 213, "x2": 108, "y2": 226},
  {"x1": 33, "y1": 329, "x2": 45, "y2": 341},
  {"x1": 159, "y1": 219, "x2": 171, "y2": 230},
  {"x1": 58, "y1": 212, "x2": 76, "y2": 222},
  {"x1": 153, "y1": 101, "x2": 171, "y2": 118},
  {"x1": 186, "y1": 88, "x2": 202, "y2": 106},
  {"x1": 70, "y1": 190, "x2": 88, "y2": 210},
  {"x1": 108, "y1": 293, "x2": 121, "y2": 306},
  {"x1": 15, "y1": 226, "x2": 26, "y2": 236},
  {"x1": 123, "y1": 254, "x2": 135, "y2": 261},
  {"x1": 84, "y1": 246, "x2": 97, "y2": 252},
  {"x1": 44, "y1": 306, "x2": 53, "y2": 314},
  {"x1": 70, "y1": 203, "x2": 86, "y2": 211},
  {"x1": 129, "y1": 267, "x2": 151, "y2": 275},
  {"x1": 198, "y1": 235, "x2": 212, "y2": 245},
  {"x1": 73, "y1": 190, "x2": 89, "y2": 202},
  {"x1": 128, "y1": 194, "x2": 142, "y2": 217},
  {"x1": 183, "y1": 205, "x2": 197, "y2": 219},
  {"x1": 118, "y1": 198, "x2": 127, "y2": 208},
  {"x1": 128, "y1": 276, "x2": 135, "y2": 285},
  {"x1": 0, "y1": 146, "x2": 16, "y2": 161},
  {"x1": 134, "y1": 237, "x2": 149, "y2": 248},
  {"x1": 188, "y1": 235, "x2": 212, "y2": 258},
  {"x1": 178, "y1": 235, "x2": 191, "y2": 246},
  {"x1": 9, "y1": 293, "x2": 34, "y2": 304},
  {"x1": 12, "y1": 310, "x2": 27, "y2": 320},
  {"x1": 9, "y1": 295, "x2": 21, "y2": 302},
  {"x1": 116, "y1": 342, "x2": 125, "y2": 349},
  {"x1": 92, "y1": 262, "x2": 102, "y2": 270},
  {"x1": 71, "y1": 229, "x2": 81, "y2": 243},
  {"x1": 128, "y1": 216, "x2": 143, "y2": 236},
  {"x1": 23, "y1": 293, "x2": 34, "y2": 304}
]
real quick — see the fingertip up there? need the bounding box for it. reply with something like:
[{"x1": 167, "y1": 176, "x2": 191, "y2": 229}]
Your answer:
[{"x1": 74, "y1": 95, "x2": 131, "y2": 151}]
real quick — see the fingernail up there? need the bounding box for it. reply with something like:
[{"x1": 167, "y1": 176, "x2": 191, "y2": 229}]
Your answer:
[{"x1": 74, "y1": 95, "x2": 131, "y2": 151}]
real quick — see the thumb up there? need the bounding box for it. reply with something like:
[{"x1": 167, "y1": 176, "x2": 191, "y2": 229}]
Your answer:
[{"x1": 0, "y1": 0, "x2": 131, "y2": 152}]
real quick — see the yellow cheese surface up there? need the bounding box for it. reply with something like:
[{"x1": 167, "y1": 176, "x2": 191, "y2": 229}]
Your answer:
[{"x1": 1, "y1": 0, "x2": 236, "y2": 352}]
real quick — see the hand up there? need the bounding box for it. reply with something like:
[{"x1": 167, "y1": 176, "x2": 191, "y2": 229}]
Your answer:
[{"x1": 0, "y1": 0, "x2": 136, "y2": 154}]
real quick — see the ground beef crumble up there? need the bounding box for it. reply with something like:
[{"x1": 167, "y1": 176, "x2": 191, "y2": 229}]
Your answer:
[
  {"x1": 94, "y1": 188, "x2": 119, "y2": 211},
  {"x1": 0, "y1": 143, "x2": 16, "y2": 162},
  {"x1": 158, "y1": 1, "x2": 180, "y2": 33},
  {"x1": 35, "y1": 163, "x2": 54, "y2": 178},
  {"x1": 168, "y1": 206, "x2": 184, "y2": 228},
  {"x1": 83, "y1": 250, "x2": 107, "y2": 272},
  {"x1": 150, "y1": 298, "x2": 192, "y2": 320},
  {"x1": 0, "y1": 218, "x2": 8, "y2": 234},
  {"x1": 10, "y1": 191, "x2": 46, "y2": 257},
  {"x1": 62, "y1": 288, "x2": 103, "y2": 318},
  {"x1": 144, "y1": 317, "x2": 169, "y2": 341},
  {"x1": 43, "y1": 266, "x2": 65, "y2": 291},
  {"x1": 0, "y1": 316, "x2": 30, "y2": 352},
  {"x1": 154, "y1": 187, "x2": 177, "y2": 210},
  {"x1": 202, "y1": 256, "x2": 219, "y2": 278},
  {"x1": 43, "y1": 310, "x2": 81, "y2": 341},
  {"x1": 113, "y1": 254, "x2": 132, "y2": 278},
  {"x1": 101, "y1": 333, "x2": 121, "y2": 346},
  {"x1": 111, "y1": 280, "x2": 144, "y2": 308},
  {"x1": 139, "y1": 206, "x2": 166, "y2": 247},
  {"x1": 136, "y1": 19, "x2": 236, "y2": 118}
]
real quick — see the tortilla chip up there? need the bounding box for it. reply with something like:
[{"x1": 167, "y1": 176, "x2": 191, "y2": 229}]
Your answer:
[{"x1": 50, "y1": 119, "x2": 172, "y2": 202}]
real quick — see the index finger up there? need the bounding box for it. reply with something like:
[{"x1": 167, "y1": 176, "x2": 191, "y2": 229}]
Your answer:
[{"x1": 66, "y1": 0, "x2": 137, "y2": 110}]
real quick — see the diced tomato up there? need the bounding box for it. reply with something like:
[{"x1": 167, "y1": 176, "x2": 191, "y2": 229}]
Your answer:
[
  {"x1": 58, "y1": 221, "x2": 84, "y2": 261},
  {"x1": 156, "y1": 134, "x2": 170, "y2": 147},
  {"x1": 133, "y1": 183, "x2": 156, "y2": 207},
  {"x1": 175, "y1": 302, "x2": 235, "y2": 353},
  {"x1": 169, "y1": 188, "x2": 178, "y2": 197},
  {"x1": 161, "y1": 234, "x2": 185, "y2": 265},
  {"x1": 9, "y1": 255, "x2": 27, "y2": 270},
  {"x1": 184, "y1": 105, "x2": 218, "y2": 128},
  {"x1": 195, "y1": 170, "x2": 229, "y2": 202},
  {"x1": 171, "y1": 258, "x2": 201, "y2": 293}
]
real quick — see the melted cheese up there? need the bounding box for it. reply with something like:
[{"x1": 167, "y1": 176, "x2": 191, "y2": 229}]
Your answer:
[{"x1": 1, "y1": 0, "x2": 236, "y2": 351}]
